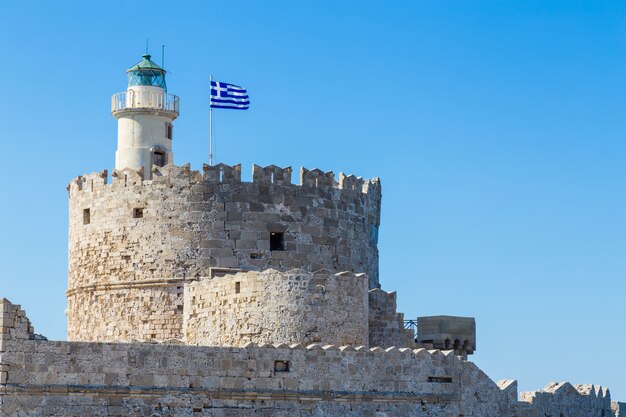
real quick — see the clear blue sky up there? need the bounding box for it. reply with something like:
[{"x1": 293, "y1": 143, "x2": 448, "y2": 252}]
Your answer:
[{"x1": 1, "y1": 0, "x2": 625, "y2": 400}]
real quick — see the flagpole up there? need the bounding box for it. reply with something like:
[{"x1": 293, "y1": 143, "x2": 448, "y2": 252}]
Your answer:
[{"x1": 209, "y1": 74, "x2": 214, "y2": 166}]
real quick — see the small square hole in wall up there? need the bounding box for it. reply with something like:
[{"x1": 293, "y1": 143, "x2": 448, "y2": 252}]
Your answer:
[
  {"x1": 83, "y1": 208, "x2": 91, "y2": 225},
  {"x1": 274, "y1": 360, "x2": 289, "y2": 373},
  {"x1": 235, "y1": 281, "x2": 241, "y2": 294},
  {"x1": 270, "y1": 232, "x2": 284, "y2": 251},
  {"x1": 133, "y1": 208, "x2": 144, "y2": 219},
  {"x1": 153, "y1": 151, "x2": 166, "y2": 167}
]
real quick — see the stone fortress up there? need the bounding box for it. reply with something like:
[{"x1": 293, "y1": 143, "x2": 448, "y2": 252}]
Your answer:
[{"x1": 0, "y1": 54, "x2": 623, "y2": 416}]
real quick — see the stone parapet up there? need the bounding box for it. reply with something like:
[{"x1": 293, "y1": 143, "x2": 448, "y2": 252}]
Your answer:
[
  {"x1": 519, "y1": 382, "x2": 614, "y2": 417},
  {"x1": 368, "y1": 288, "x2": 415, "y2": 348},
  {"x1": 0, "y1": 298, "x2": 34, "y2": 348}
]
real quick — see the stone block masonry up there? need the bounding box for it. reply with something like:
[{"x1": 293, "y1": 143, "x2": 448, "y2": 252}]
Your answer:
[
  {"x1": 67, "y1": 163, "x2": 381, "y2": 343},
  {"x1": 184, "y1": 269, "x2": 369, "y2": 347},
  {"x1": 0, "y1": 299, "x2": 513, "y2": 417},
  {"x1": 2, "y1": 298, "x2": 620, "y2": 417},
  {"x1": 368, "y1": 288, "x2": 415, "y2": 349},
  {"x1": 518, "y1": 382, "x2": 618, "y2": 417}
]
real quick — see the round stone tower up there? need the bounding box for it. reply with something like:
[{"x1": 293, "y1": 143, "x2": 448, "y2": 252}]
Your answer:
[
  {"x1": 112, "y1": 54, "x2": 178, "y2": 179},
  {"x1": 66, "y1": 58, "x2": 382, "y2": 344}
]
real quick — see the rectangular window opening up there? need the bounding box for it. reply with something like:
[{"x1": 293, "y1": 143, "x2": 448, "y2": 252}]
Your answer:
[
  {"x1": 428, "y1": 376, "x2": 453, "y2": 383},
  {"x1": 274, "y1": 360, "x2": 290, "y2": 373},
  {"x1": 235, "y1": 281, "x2": 241, "y2": 294},
  {"x1": 133, "y1": 208, "x2": 144, "y2": 219},
  {"x1": 165, "y1": 122, "x2": 173, "y2": 140},
  {"x1": 270, "y1": 232, "x2": 285, "y2": 251},
  {"x1": 83, "y1": 208, "x2": 91, "y2": 225},
  {"x1": 153, "y1": 151, "x2": 166, "y2": 167}
]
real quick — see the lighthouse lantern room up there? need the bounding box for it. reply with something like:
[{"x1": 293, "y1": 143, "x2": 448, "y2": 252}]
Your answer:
[{"x1": 112, "y1": 54, "x2": 179, "y2": 179}]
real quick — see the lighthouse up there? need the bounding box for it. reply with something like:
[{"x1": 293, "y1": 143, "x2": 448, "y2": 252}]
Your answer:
[{"x1": 111, "y1": 54, "x2": 179, "y2": 179}]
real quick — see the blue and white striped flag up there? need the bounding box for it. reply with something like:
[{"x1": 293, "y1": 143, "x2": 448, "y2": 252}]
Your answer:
[{"x1": 210, "y1": 81, "x2": 250, "y2": 110}]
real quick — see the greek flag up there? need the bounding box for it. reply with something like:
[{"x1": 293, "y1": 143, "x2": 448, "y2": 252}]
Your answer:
[{"x1": 210, "y1": 81, "x2": 250, "y2": 110}]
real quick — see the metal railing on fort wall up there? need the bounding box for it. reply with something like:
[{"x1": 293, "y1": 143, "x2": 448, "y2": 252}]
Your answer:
[
  {"x1": 112, "y1": 91, "x2": 179, "y2": 114},
  {"x1": 404, "y1": 319, "x2": 418, "y2": 341}
]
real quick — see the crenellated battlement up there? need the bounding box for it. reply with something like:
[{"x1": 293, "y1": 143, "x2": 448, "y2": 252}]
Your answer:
[
  {"x1": 0, "y1": 298, "x2": 35, "y2": 349},
  {"x1": 368, "y1": 288, "x2": 415, "y2": 349},
  {"x1": 203, "y1": 163, "x2": 242, "y2": 183},
  {"x1": 339, "y1": 172, "x2": 365, "y2": 191},
  {"x1": 67, "y1": 163, "x2": 382, "y2": 198},
  {"x1": 252, "y1": 164, "x2": 293, "y2": 185},
  {"x1": 518, "y1": 382, "x2": 615, "y2": 417}
]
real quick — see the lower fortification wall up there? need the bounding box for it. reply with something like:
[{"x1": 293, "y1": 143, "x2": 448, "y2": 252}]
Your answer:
[
  {"x1": 1, "y1": 299, "x2": 622, "y2": 417},
  {"x1": 0, "y1": 298, "x2": 513, "y2": 417},
  {"x1": 184, "y1": 269, "x2": 369, "y2": 347}
]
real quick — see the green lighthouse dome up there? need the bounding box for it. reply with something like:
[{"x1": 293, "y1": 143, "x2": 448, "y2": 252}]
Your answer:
[{"x1": 127, "y1": 54, "x2": 167, "y2": 89}]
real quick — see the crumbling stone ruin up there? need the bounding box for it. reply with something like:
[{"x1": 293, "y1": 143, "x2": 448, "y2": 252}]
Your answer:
[{"x1": 1, "y1": 53, "x2": 623, "y2": 416}]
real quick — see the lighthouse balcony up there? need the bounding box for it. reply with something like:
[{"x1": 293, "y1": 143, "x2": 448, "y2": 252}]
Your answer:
[{"x1": 112, "y1": 91, "x2": 179, "y2": 116}]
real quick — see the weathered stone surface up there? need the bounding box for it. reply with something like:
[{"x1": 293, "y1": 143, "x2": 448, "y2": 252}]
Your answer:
[
  {"x1": 518, "y1": 382, "x2": 614, "y2": 417},
  {"x1": 184, "y1": 269, "x2": 369, "y2": 347},
  {"x1": 0, "y1": 303, "x2": 506, "y2": 417},
  {"x1": 1, "y1": 302, "x2": 620, "y2": 417},
  {"x1": 368, "y1": 288, "x2": 414, "y2": 349},
  {"x1": 67, "y1": 163, "x2": 381, "y2": 343}
]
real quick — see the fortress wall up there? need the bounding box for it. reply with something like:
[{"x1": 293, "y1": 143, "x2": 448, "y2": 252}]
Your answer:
[
  {"x1": 2, "y1": 300, "x2": 464, "y2": 415},
  {"x1": 518, "y1": 382, "x2": 615, "y2": 417},
  {"x1": 183, "y1": 269, "x2": 369, "y2": 347},
  {"x1": 0, "y1": 298, "x2": 33, "y2": 345},
  {"x1": 368, "y1": 288, "x2": 415, "y2": 348},
  {"x1": 459, "y1": 366, "x2": 519, "y2": 416},
  {"x1": 67, "y1": 164, "x2": 381, "y2": 342},
  {"x1": 0, "y1": 300, "x2": 511, "y2": 417},
  {"x1": 1, "y1": 299, "x2": 619, "y2": 417},
  {"x1": 1, "y1": 338, "x2": 468, "y2": 416},
  {"x1": 67, "y1": 283, "x2": 184, "y2": 342}
]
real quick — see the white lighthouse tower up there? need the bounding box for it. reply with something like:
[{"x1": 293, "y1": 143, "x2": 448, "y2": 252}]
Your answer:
[{"x1": 111, "y1": 54, "x2": 179, "y2": 179}]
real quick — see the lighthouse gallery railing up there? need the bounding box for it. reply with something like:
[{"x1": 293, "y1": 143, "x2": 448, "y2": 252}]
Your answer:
[{"x1": 112, "y1": 91, "x2": 179, "y2": 114}]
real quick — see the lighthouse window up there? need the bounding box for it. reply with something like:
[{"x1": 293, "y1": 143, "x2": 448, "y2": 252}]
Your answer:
[
  {"x1": 127, "y1": 69, "x2": 166, "y2": 89},
  {"x1": 165, "y1": 123, "x2": 173, "y2": 140},
  {"x1": 153, "y1": 151, "x2": 166, "y2": 167}
]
